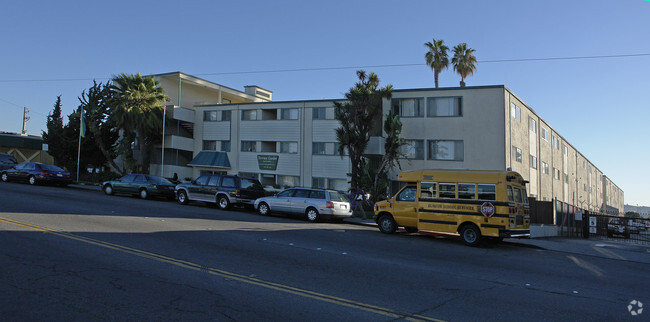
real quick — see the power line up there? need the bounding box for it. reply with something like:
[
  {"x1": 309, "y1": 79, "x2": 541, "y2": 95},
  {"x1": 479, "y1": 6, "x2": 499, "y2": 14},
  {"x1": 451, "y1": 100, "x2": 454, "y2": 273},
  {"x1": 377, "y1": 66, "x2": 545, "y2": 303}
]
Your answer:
[{"x1": 0, "y1": 53, "x2": 649, "y2": 82}]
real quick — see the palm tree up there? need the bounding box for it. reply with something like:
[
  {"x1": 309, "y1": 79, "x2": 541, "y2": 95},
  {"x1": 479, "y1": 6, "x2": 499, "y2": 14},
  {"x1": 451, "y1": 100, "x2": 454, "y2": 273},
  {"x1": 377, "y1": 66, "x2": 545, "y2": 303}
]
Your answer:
[
  {"x1": 451, "y1": 43, "x2": 477, "y2": 87},
  {"x1": 110, "y1": 73, "x2": 169, "y2": 173},
  {"x1": 424, "y1": 38, "x2": 449, "y2": 88}
]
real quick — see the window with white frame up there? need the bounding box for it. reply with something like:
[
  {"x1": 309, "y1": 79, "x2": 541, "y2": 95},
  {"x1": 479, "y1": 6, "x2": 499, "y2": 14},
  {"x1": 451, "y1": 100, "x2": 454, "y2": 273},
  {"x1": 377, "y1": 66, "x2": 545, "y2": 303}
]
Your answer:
[
  {"x1": 530, "y1": 155, "x2": 537, "y2": 169},
  {"x1": 313, "y1": 107, "x2": 327, "y2": 120},
  {"x1": 542, "y1": 128, "x2": 548, "y2": 141},
  {"x1": 277, "y1": 175, "x2": 299, "y2": 188},
  {"x1": 529, "y1": 117, "x2": 537, "y2": 133},
  {"x1": 511, "y1": 103, "x2": 521, "y2": 121},
  {"x1": 513, "y1": 146, "x2": 522, "y2": 163},
  {"x1": 280, "y1": 108, "x2": 299, "y2": 120},
  {"x1": 221, "y1": 110, "x2": 231, "y2": 122},
  {"x1": 312, "y1": 177, "x2": 326, "y2": 188},
  {"x1": 552, "y1": 136, "x2": 559, "y2": 149},
  {"x1": 312, "y1": 142, "x2": 326, "y2": 155},
  {"x1": 241, "y1": 141, "x2": 256, "y2": 152},
  {"x1": 428, "y1": 140, "x2": 464, "y2": 161},
  {"x1": 542, "y1": 161, "x2": 549, "y2": 174},
  {"x1": 241, "y1": 109, "x2": 257, "y2": 121},
  {"x1": 203, "y1": 140, "x2": 217, "y2": 150},
  {"x1": 392, "y1": 98, "x2": 424, "y2": 117},
  {"x1": 400, "y1": 139, "x2": 424, "y2": 160},
  {"x1": 280, "y1": 142, "x2": 298, "y2": 154},
  {"x1": 204, "y1": 111, "x2": 218, "y2": 122},
  {"x1": 220, "y1": 140, "x2": 231, "y2": 152},
  {"x1": 426, "y1": 97, "x2": 462, "y2": 117},
  {"x1": 563, "y1": 144, "x2": 568, "y2": 155}
]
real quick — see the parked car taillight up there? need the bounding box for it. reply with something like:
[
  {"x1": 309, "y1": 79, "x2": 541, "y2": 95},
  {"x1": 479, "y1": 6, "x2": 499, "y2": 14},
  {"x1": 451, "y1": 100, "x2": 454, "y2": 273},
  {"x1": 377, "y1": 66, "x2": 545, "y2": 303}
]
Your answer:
[
  {"x1": 325, "y1": 201, "x2": 334, "y2": 209},
  {"x1": 235, "y1": 190, "x2": 241, "y2": 197}
]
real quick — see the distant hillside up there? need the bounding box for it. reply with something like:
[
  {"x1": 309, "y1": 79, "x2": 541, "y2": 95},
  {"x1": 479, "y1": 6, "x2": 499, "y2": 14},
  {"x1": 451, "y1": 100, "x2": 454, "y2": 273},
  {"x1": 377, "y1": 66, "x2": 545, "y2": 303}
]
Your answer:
[{"x1": 624, "y1": 204, "x2": 650, "y2": 218}]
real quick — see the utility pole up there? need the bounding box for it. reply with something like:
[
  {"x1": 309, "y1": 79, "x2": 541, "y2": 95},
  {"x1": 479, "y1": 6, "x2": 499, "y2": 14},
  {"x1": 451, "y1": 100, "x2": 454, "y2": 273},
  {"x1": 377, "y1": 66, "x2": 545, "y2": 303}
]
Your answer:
[{"x1": 22, "y1": 107, "x2": 30, "y2": 136}]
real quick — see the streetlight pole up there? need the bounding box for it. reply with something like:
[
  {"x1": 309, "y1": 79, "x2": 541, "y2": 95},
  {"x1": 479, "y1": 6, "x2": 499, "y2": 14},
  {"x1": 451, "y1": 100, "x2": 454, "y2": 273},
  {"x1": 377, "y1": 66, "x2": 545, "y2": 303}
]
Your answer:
[{"x1": 161, "y1": 104, "x2": 166, "y2": 177}]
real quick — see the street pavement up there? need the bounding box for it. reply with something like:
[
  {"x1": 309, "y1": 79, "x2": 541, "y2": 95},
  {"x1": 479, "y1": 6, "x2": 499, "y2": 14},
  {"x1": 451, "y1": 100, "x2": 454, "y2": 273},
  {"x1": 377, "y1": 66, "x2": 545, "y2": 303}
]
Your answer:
[{"x1": 71, "y1": 183, "x2": 650, "y2": 264}]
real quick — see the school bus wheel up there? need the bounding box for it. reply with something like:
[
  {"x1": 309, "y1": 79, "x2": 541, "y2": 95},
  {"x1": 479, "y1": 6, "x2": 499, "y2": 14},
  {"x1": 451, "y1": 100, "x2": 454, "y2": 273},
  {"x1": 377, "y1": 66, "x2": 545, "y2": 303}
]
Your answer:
[
  {"x1": 459, "y1": 224, "x2": 482, "y2": 247},
  {"x1": 377, "y1": 214, "x2": 397, "y2": 234}
]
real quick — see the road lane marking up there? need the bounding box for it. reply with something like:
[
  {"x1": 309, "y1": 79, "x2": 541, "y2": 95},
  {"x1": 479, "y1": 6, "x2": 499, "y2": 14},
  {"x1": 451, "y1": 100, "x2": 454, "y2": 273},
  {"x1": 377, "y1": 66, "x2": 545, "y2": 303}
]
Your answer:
[{"x1": 0, "y1": 216, "x2": 443, "y2": 321}]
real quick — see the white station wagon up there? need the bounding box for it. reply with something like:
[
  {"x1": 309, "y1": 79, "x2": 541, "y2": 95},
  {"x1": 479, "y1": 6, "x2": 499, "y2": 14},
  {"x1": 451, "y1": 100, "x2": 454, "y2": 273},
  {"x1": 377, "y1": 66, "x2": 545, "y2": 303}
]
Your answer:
[{"x1": 254, "y1": 187, "x2": 352, "y2": 222}]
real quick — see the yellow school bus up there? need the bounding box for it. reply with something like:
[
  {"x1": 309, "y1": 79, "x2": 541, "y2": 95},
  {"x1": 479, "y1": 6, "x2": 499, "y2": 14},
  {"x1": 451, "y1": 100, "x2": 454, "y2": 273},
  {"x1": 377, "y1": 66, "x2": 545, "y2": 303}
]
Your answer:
[{"x1": 373, "y1": 169, "x2": 530, "y2": 246}]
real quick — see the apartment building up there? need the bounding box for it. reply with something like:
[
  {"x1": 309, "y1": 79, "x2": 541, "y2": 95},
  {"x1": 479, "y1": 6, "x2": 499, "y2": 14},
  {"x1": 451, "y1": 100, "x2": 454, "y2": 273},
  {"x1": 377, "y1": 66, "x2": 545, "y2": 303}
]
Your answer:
[{"x1": 149, "y1": 73, "x2": 624, "y2": 214}]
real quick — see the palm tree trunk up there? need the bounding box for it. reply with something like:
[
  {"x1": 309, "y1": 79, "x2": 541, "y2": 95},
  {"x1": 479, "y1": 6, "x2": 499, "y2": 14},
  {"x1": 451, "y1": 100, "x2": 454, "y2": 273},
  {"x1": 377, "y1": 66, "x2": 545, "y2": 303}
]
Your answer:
[{"x1": 434, "y1": 71, "x2": 440, "y2": 88}]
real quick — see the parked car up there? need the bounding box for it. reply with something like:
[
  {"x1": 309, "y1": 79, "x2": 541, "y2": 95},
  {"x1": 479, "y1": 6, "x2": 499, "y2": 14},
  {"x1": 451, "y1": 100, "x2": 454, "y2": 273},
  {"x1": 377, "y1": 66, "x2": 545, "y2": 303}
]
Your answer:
[
  {"x1": 1, "y1": 162, "x2": 72, "y2": 186},
  {"x1": 607, "y1": 218, "x2": 637, "y2": 238},
  {"x1": 254, "y1": 187, "x2": 352, "y2": 222},
  {"x1": 0, "y1": 153, "x2": 17, "y2": 171},
  {"x1": 102, "y1": 174, "x2": 176, "y2": 200},
  {"x1": 175, "y1": 174, "x2": 265, "y2": 209}
]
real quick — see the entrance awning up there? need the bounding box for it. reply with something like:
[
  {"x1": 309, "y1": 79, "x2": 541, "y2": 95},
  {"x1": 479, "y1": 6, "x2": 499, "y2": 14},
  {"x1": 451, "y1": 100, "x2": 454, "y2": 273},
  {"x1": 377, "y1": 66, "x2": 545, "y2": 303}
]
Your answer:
[{"x1": 187, "y1": 151, "x2": 231, "y2": 168}]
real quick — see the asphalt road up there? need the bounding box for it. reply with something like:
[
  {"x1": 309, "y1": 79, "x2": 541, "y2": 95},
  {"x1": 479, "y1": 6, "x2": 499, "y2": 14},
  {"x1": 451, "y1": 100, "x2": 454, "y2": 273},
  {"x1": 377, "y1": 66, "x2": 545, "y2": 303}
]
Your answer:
[{"x1": 0, "y1": 182, "x2": 647, "y2": 321}]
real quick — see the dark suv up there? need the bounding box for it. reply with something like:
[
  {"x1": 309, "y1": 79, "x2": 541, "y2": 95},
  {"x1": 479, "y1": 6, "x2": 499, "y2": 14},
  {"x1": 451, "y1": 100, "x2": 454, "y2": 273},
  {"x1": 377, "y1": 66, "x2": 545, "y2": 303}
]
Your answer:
[
  {"x1": 175, "y1": 174, "x2": 265, "y2": 209},
  {"x1": 0, "y1": 153, "x2": 17, "y2": 171}
]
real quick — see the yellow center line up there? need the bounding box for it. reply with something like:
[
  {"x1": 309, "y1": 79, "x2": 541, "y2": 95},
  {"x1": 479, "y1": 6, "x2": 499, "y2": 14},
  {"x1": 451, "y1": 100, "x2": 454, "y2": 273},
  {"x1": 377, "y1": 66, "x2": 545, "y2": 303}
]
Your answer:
[{"x1": 0, "y1": 216, "x2": 444, "y2": 322}]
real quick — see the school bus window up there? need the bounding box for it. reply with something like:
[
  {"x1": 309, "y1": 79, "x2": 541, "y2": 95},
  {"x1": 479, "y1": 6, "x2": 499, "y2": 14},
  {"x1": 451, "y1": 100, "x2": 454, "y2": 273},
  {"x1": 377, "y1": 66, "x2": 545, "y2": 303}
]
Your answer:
[
  {"x1": 397, "y1": 186, "x2": 417, "y2": 201},
  {"x1": 512, "y1": 186, "x2": 523, "y2": 203},
  {"x1": 458, "y1": 183, "x2": 476, "y2": 200},
  {"x1": 477, "y1": 184, "x2": 496, "y2": 200},
  {"x1": 507, "y1": 185, "x2": 514, "y2": 202},
  {"x1": 522, "y1": 189, "x2": 529, "y2": 204},
  {"x1": 420, "y1": 182, "x2": 436, "y2": 199},
  {"x1": 439, "y1": 183, "x2": 456, "y2": 198}
]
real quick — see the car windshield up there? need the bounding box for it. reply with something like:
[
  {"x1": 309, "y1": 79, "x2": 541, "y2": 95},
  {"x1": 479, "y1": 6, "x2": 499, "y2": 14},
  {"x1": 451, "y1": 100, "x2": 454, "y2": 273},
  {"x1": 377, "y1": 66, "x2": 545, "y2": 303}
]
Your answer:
[
  {"x1": 148, "y1": 176, "x2": 173, "y2": 185},
  {"x1": 328, "y1": 191, "x2": 349, "y2": 202},
  {"x1": 40, "y1": 164, "x2": 65, "y2": 172}
]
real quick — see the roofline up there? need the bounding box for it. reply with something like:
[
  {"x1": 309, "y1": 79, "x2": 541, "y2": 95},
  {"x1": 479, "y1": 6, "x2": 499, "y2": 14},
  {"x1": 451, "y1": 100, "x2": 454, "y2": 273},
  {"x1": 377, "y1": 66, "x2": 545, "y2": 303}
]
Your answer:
[{"x1": 149, "y1": 71, "x2": 269, "y2": 102}]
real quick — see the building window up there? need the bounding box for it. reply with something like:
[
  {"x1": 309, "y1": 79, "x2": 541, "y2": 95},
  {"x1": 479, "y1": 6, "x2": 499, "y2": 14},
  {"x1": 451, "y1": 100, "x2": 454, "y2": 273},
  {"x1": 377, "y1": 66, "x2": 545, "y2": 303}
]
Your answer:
[
  {"x1": 554, "y1": 168, "x2": 560, "y2": 180},
  {"x1": 427, "y1": 97, "x2": 462, "y2": 117},
  {"x1": 552, "y1": 136, "x2": 559, "y2": 149},
  {"x1": 564, "y1": 173, "x2": 569, "y2": 183},
  {"x1": 280, "y1": 142, "x2": 298, "y2": 154},
  {"x1": 204, "y1": 111, "x2": 218, "y2": 122},
  {"x1": 280, "y1": 108, "x2": 299, "y2": 120},
  {"x1": 400, "y1": 139, "x2": 424, "y2": 160},
  {"x1": 261, "y1": 141, "x2": 277, "y2": 152},
  {"x1": 203, "y1": 140, "x2": 217, "y2": 150},
  {"x1": 328, "y1": 179, "x2": 348, "y2": 191},
  {"x1": 530, "y1": 155, "x2": 537, "y2": 169},
  {"x1": 542, "y1": 161, "x2": 549, "y2": 174},
  {"x1": 428, "y1": 140, "x2": 464, "y2": 161},
  {"x1": 220, "y1": 140, "x2": 231, "y2": 152},
  {"x1": 312, "y1": 142, "x2": 326, "y2": 155},
  {"x1": 313, "y1": 107, "x2": 327, "y2": 120},
  {"x1": 510, "y1": 103, "x2": 521, "y2": 121},
  {"x1": 221, "y1": 110, "x2": 231, "y2": 122},
  {"x1": 392, "y1": 98, "x2": 424, "y2": 117},
  {"x1": 312, "y1": 177, "x2": 326, "y2": 188},
  {"x1": 277, "y1": 175, "x2": 299, "y2": 188},
  {"x1": 529, "y1": 118, "x2": 537, "y2": 133},
  {"x1": 241, "y1": 141, "x2": 256, "y2": 152},
  {"x1": 241, "y1": 110, "x2": 257, "y2": 121},
  {"x1": 513, "y1": 146, "x2": 522, "y2": 163},
  {"x1": 542, "y1": 128, "x2": 548, "y2": 141},
  {"x1": 239, "y1": 172, "x2": 258, "y2": 180},
  {"x1": 563, "y1": 144, "x2": 568, "y2": 156}
]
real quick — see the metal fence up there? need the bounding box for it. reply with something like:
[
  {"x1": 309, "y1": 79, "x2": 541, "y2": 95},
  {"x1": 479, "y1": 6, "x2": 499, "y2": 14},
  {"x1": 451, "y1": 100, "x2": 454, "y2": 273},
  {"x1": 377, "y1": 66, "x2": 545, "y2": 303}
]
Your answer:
[{"x1": 586, "y1": 214, "x2": 650, "y2": 245}]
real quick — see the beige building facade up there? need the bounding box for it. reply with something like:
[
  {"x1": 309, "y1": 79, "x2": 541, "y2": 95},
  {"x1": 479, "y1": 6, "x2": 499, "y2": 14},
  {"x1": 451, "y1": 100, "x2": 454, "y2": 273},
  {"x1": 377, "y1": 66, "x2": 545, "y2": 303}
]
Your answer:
[{"x1": 150, "y1": 73, "x2": 624, "y2": 214}]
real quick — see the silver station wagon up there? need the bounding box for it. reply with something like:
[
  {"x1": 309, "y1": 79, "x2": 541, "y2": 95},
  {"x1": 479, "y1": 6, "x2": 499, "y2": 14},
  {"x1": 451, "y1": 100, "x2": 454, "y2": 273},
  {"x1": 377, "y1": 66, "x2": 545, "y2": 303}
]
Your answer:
[{"x1": 254, "y1": 187, "x2": 352, "y2": 222}]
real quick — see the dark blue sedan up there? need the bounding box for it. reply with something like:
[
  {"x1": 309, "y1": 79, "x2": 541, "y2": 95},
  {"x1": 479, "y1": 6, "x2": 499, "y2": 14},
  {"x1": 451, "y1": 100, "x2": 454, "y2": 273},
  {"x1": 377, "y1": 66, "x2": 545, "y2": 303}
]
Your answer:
[{"x1": 1, "y1": 162, "x2": 72, "y2": 186}]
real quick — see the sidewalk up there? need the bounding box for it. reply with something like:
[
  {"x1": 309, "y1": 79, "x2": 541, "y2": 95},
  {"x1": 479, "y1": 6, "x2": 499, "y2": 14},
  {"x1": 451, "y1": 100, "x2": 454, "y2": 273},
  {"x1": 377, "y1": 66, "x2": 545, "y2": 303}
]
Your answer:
[{"x1": 343, "y1": 216, "x2": 650, "y2": 263}]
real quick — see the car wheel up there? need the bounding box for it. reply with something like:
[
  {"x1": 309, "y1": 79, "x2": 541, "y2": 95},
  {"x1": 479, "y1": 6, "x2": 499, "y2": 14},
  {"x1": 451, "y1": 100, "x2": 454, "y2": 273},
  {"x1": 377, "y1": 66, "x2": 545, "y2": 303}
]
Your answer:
[
  {"x1": 139, "y1": 188, "x2": 148, "y2": 199},
  {"x1": 258, "y1": 202, "x2": 270, "y2": 216},
  {"x1": 460, "y1": 224, "x2": 482, "y2": 247},
  {"x1": 177, "y1": 190, "x2": 189, "y2": 205},
  {"x1": 28, "y1": 175, "x2": 36, "y2": 185},
  {"x1": 103, "y1": 185, "x2": 114, "y2": 195},
  {"x1": 404, "y1": 227, "x2": 418, "y2": 233},
  {"x1": 377, "y1": 214, "x2": 397, "y2": 234},
  {"x1": 1, "y1": 172, "x2": 8, "y2": 182},
  {"x1": 306, "y1": 207, "x2": 319, "y2": 222},
  {"x1": 218, "y1": 195, "x2": 231, "y2": 210}
]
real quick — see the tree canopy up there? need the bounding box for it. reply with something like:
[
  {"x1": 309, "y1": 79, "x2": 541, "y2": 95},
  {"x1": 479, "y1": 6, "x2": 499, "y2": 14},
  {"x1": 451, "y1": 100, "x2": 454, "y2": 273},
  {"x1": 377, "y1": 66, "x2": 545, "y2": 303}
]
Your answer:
[
  {"x1": 424, "y1": 38, "x2": 450, "y2": 88},
  {"x1": 452, "y1": 43, "x2": 477, "y2": 87}
]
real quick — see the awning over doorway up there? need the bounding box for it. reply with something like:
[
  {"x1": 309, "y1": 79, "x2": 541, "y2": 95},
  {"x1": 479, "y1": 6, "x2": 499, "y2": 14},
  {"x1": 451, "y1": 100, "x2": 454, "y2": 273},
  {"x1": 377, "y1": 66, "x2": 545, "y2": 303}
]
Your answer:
[{"x1": 187, "y1": 151, "x2": 231, "y2": 168}]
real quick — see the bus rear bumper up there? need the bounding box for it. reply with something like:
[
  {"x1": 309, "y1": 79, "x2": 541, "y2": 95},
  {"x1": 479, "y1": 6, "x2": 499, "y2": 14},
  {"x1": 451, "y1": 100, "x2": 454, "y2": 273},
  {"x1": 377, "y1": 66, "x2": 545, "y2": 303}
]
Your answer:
[{"x1": 499, "y1": 229, "x2": 530, "y2": 238}]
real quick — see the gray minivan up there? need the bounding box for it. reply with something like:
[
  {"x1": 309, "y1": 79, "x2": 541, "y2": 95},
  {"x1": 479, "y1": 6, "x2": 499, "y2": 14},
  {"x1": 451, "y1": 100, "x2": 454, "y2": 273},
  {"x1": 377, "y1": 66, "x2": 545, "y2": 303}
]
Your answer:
[{"x1": 254, "y1": 187, "x2": 352, "y2": 222}]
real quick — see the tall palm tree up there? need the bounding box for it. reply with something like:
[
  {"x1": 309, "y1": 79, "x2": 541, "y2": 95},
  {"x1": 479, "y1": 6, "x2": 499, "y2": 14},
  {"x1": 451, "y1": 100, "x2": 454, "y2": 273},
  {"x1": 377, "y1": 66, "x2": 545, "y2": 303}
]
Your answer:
[
  {"x1": 110, "y1": 73, "x2": 169, "y2": 173},
  {"x1": 451, "y1": 43, "x2": 477, "y2": 87},
  {"x1": 424, "y1": 38, "x2": 449, "y2": 88}
]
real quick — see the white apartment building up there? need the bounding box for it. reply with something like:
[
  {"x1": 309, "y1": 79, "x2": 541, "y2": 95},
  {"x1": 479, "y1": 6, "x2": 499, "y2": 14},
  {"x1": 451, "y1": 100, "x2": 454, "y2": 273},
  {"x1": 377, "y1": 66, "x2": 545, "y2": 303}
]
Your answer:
[{"x1": 149, "y1": 72, "x2": 624, "y2": 214}]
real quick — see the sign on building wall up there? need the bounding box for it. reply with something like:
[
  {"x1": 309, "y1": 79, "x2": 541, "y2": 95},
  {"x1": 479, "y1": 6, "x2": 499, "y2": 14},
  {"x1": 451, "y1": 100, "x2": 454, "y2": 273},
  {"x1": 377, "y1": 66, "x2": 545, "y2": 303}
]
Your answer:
[{"x1": 257, "y1": 155, "x2": 279, "y2": 171}]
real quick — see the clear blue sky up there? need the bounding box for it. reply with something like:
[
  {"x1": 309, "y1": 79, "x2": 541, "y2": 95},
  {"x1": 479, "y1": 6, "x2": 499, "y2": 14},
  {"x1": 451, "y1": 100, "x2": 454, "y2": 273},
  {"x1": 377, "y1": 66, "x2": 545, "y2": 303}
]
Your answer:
[{"x1": 1, "y1": 0, "x2": 649, "y2": 206}]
